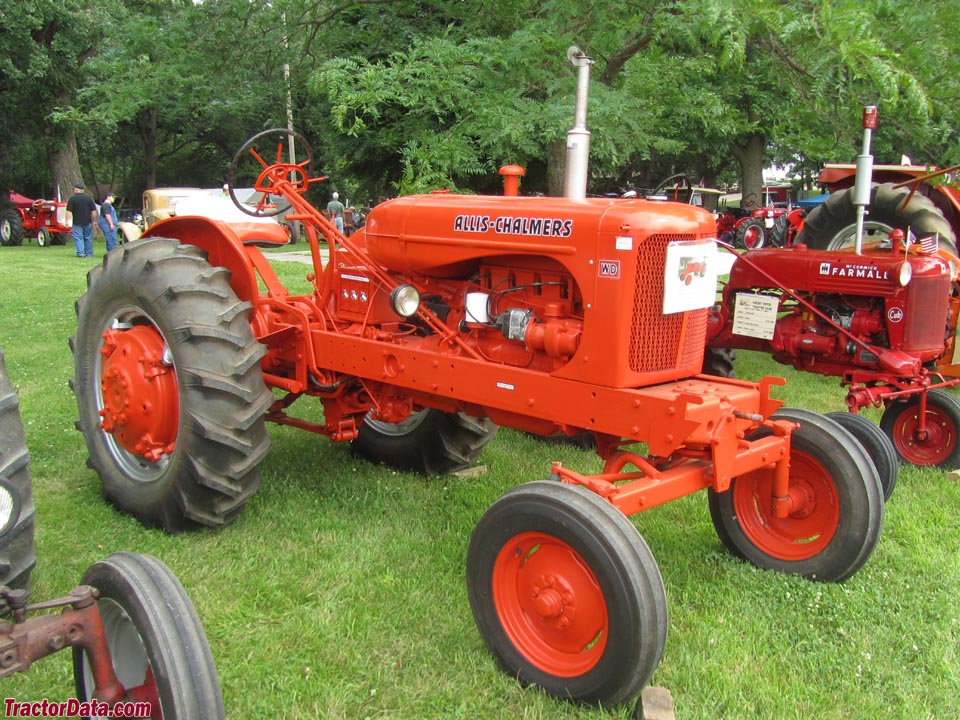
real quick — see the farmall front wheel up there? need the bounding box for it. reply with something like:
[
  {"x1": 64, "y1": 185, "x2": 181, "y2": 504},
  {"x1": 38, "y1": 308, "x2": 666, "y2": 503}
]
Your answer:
[
  {"x1": 73, "y1": 552, "x2": 225, "y2": 719},
  {"x1": 71, "y1": 237, "x2": 272, "y2": 532},
  {"x1": 467, "y1": 481, "x2": 668, "y2": 707},
  {"x1": 352, "y1": 409, "x2": 497, "y2": 474},
  {"x1": 708, "y1": 409, "x2": 883, "y2": 582},
  {"x1": 879, "y1": 389, "x2": 960, "y2": 469},
  {"x1": 797, "y1": 182, "x2": 959, "y2": 257},
  {"x1": 0, "y1": 349, "x2": 36, "y2": 591}
]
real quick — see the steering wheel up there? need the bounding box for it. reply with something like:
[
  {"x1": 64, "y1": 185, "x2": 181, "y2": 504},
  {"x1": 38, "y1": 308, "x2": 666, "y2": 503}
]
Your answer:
[
  {"x1": 227, "y1": 128, "x2": 317, "y2": 217},
  {"x1": 651, "y1": 174, "x2": 692, "y2": 201},
  {"x1": 741, "y1": 193, "x2": 759, "y2": 210}
]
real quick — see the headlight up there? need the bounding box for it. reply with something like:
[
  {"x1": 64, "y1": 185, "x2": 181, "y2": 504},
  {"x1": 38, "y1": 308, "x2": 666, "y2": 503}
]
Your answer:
[
  {"x1": 390, "y1": 284, "x2": 421, "y2": 317},
  {"x1": 897, "y1": 261, "x2": 913, "y2": 287},
  {"x1": 0, "y1": 480, "x2": 21, "y2": 541}
]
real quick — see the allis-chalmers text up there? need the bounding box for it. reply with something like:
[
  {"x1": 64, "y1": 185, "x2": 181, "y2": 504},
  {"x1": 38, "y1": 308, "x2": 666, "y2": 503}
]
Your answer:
[{"x1": 454, "y1": 214, "x2": 574, "y2": 238}]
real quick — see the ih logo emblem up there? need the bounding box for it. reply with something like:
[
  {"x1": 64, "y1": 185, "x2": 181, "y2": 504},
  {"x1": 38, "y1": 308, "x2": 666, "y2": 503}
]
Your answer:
[{"x1": 599, "y1": 260, "x2": 620, "y2": 278}]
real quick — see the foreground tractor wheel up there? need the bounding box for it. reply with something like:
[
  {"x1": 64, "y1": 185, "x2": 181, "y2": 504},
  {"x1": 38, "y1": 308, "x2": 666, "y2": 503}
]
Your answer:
[
  {"x1": 825, "y1": 411, "x2": 898, "y2": 501},
  {"x1": 467, "y1": 481, "x2": 667, "y2": 707},
  {"x1": 73, "y1": 552, "x2": 225, "y2": 719},
  {"x1": 352, "y1": 409, "x2": 497, "y2": 474},
  {"x1": 797, "y1": 182, "x2": 959, "y2": 257},
  {"x1": 0, "y1": 349, "x2": 36, "y2": 591},
  {"x1": 879, "y1": 389, "x2": 960, "y2": 469},
  {"x1": 0, "y1": 210, "x2": 24, "y2": 246},
  {"x1": 71, "y1": 237, "x2": 272, "y2": 532},
  {"x1": 708, "y1": 408, "x2": 883, "y2": 582},
  {"x1": 734, "y1": 217, "x2": 767, "y2": 250}
]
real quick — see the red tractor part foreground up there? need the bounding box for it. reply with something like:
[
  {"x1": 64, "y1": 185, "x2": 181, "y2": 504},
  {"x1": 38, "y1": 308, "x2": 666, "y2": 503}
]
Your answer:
[
  {"x1": 0, "y1": 348, "x2": 224, "y2": 719},
  {"x1": 1, "y1": 191, "x2": 72, "y2": 247},
  {"x1": 707, "y1": 235, "x2": 960, "y2": 474},
  {"x1": 71, "y1": 50, "x2": 884, "y2": 707}
]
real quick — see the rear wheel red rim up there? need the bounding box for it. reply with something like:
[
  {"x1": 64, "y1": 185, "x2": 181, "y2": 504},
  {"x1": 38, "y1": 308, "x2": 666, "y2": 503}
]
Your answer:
[
  {"x1": 492, "y1": 531, "x2": 608, "y2": 677},
  {"x1": 731, "y1": 452, "x2": 840, "y2": 561},
  {"x1": 887, "y1": 403, "x2": 957, "y2": 465},
  {"x1": 744, "y1": 225, "x2": 763, "y2": 249}
]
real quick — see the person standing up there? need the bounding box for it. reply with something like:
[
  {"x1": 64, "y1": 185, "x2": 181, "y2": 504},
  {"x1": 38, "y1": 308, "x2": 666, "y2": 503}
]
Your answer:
[
  {"x1": 98, "y1": 193, "x2": 119, "y2": 252},
  {"x1": 66, "y1": 183, "x2": 98, "y2": 258},
  {"x1": 327, "y1": 192, "x2": 345, "y2": 233}
]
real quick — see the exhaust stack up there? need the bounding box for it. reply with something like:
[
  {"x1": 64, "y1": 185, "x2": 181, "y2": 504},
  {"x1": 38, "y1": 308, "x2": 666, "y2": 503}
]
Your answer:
[{"x1": 564, "y1": 46, "x2": 594, "y2": 200}]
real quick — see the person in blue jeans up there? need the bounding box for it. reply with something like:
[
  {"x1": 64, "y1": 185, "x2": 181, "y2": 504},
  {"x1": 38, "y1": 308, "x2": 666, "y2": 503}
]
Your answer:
[
  {"x1": 98, "y1": 193, "x2": 119, "y2": 252},
  {"x1": 66, "y1": 183, "x2": 98, "y2": 257}
]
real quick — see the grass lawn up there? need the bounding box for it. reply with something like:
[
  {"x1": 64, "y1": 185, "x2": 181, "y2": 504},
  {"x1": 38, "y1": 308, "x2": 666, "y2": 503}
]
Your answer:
[{"x1": 0, "y1": 241, "x2": 958, "y2": 719}]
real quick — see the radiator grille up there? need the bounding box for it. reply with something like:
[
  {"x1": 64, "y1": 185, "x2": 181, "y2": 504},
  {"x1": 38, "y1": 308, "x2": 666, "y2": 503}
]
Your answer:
[{"x1": 629, "y1": 234, "x2": 710, "y2": 374}]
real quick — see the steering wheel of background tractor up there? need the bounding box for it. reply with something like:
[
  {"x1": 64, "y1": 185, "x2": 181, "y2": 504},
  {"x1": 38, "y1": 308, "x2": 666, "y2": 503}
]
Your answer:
[
  {"x1": 652, "y1": 174, "x2": 692, "y2": 201},
  {"x1": 741, "y1": 193, "x2": 759, "y2": 210},
  {"x1": 227, "y1": 128, "x2": 317, "y2": 218}
]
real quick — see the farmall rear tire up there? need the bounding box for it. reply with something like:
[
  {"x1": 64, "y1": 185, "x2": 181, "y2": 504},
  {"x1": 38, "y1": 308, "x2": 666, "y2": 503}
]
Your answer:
[
  {"x1": 797, "y1": 182, "x2": 959, "y2": 257},
  {"x1": 352, "y1": 409, "x2": 497, "y2": 474},
  {"x1": 467, "y1": 481, "x2": 668, "y2": 707},
  {"x1": 702, "y1": 347, "x2": 736, "y2": 378},
  {"x1": 73, "y1": 552, "x2": 225, "y2": 719},
  {"x1": 0, "y1": 210, "x2": 24, "y2": 246},
  {"x1": 0, "y1": 349, "x2": 36, "y2": 592},
  {"x1": 733, "y1": 217, "x2": 767, "y2": 250},
  {"x1": 71, "y1": 237, "x2": 272, "y2": 532},
  {"x1": 708, "y1": 408, "x2": 883, "y2": 582},
  {"x1": 879, "y1": 388, "x2": 960, "y2": 469},
  {"x1": 824, "y1": 411, "x2": 898, "y2": 501}
]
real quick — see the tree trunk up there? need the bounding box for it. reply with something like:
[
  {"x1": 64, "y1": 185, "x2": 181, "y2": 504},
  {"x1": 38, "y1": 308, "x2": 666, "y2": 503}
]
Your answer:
[
  {"x1": 732, "y1": 133, "x2": 765, "y2": 208},
  {"x1": 137, "y1": 107, "x2": 158, "y2": 189},
  {"x1": 47, "y1": 127, "x2": 82, "y2": 202},
  {"x1": 546, "y1": 139, "x2": 565, "y2": 197}
]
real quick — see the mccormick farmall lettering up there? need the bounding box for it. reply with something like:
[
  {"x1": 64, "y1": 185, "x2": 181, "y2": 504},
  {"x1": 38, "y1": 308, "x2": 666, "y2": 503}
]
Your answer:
[
  {"x1": 818, "y1": 262, "x2": 891, "y2": 280},
  {"x1": 454, "y1": 214, "x2": 574, "y2": 238}
]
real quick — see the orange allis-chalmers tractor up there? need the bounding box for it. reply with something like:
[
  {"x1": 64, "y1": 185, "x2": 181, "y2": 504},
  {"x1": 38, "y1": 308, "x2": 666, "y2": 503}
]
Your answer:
[{"x1": 71, "y1": 50, "x2": 884, "y2": 707}]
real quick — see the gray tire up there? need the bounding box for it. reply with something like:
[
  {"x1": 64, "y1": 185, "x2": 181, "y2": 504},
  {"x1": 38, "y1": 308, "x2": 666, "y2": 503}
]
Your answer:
[
  {"x1": 71, "y1": 237, "x2": 272, "y2": 532},
  {"x1": 0, "y1": 349, "x2": 36, "y2": 593},
  {"x1": 73, "y1": 552, "x2": 225, "y2": 719},
  {"x1": 352, "y1": 409, "x2": 497, "y2": 474},
  {"x1": 797, "y1": 182, "x2": 958, "y2": 256},
  {"x1": 0, "y1": 210, "x2": 24, "y2": 246}
]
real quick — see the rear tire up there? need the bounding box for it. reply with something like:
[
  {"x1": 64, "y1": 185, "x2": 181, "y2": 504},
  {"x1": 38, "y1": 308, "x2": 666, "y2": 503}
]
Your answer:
[
  {"x1": 71, "y1": 237, "x2": 272, "y2": 531},
  {"x1": 708, "y1": 408, "x2": 883, "y2": 582},
  {"x1": 0, "y1": 210, "x2": 24, "y2": 246},
  {"x1": 702, "y1": 347, "x2": 736, "y2": 378},
  {"x1": 467, "y1": 481, "x2": 667, "y2": 706},
  {"x1": 734, "y1": 217, "x2": 767, "y2": 250},
  {"x1": 797, "y1": 183, "x2": 958, "y2": 257},
  {"x1": 825, "y1": 411, "x2": 898, "y2": 501},
  {"x1": 73, "y1": 552, "x2": 225, "y2": 719},
  {"x1": 352, "y1": 409, "x2": 497, "y2": 474},
  {"x1": 0, "y1": 349, "x2": 36, "y2": 593},
  {"x1": 879, "y1": 389, "x2": 960, "y2": 469}
]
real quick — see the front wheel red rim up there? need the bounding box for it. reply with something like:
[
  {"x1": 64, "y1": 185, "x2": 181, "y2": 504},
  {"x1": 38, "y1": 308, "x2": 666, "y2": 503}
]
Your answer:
[
  {"x1": 887, "y1": 404, "x2": 957, "y2": 465},
  {"x1": 731, "y1": 452, "x2": 840, "y2": 561},
  {"x1": 492, "y1": 531, "x2": 608, "y2": 677}
]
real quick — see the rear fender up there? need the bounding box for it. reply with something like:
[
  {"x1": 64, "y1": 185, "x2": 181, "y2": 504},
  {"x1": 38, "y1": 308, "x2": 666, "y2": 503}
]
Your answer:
[{"x1": 142, "y1": 216, "x2": 280, "y2": 304}]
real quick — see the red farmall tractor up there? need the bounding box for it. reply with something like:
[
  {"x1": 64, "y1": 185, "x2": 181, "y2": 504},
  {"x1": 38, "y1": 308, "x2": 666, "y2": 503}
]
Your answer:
[
  {"x1": 70, "y1": 50, "x2": 884, "y2": 707},
  {"x1": 0, "y1": 349, "x2": 224, "y2": 719},
  {"x1": 1, "y1": 192, "x2": 72, "y2": 247}
]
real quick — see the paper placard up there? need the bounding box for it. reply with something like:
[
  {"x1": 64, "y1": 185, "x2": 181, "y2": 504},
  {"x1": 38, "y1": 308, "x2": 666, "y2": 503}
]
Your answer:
[
  {"x1": 662, "y1": 241, "x2": 719, "y2": 315},
  {"x1": 732, "y1": 293, "x2": 779, "y2": 340}
]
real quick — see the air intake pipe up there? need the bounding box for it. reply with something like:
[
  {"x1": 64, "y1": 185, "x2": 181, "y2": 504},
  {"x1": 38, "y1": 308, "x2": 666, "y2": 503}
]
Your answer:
[{"x1": 564, "y1": 46, "x2": 594, "y2": 200}]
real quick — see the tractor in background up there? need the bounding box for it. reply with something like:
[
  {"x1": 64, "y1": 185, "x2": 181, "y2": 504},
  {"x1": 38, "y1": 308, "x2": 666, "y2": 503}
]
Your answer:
[
  {"x1": 69, "y1": 48, "x2": 885, "y2": 708},
  {"x1": 1, "y1": 191, "x2": 71, "y2": 247}
]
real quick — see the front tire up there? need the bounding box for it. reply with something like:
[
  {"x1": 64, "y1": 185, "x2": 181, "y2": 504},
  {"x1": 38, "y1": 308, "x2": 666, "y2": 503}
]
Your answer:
[
  {"x1": 71, "y1": 237, "x2": 272, "y2": 532},
  {"x1": 36, "y1": 227, "x2": 50, "y2": 247},
  {"x1": 467, "y1": 481, "x2": 667, "y2": 706},
  {"x1": 708, "y1": 408, "x2": 883, "y2": 582},
  {"x1": 352, "y1": 409, "x2": 497, "y2": 474},
  {"x1": 73, "y1": 552, "x2": 225, "y2": 719},
  {"x1": 825, "y1": 411, "x2": 898, "y2": 501},
  {"x1": 0, "y1": 349, "x2": 36, "y2": 592},
  {"x1": 797, "y1": 183, "x2": 959, "y2": 256},
  {"x1": 879, "y1": 389, "x2": 960, "y2": 469}
]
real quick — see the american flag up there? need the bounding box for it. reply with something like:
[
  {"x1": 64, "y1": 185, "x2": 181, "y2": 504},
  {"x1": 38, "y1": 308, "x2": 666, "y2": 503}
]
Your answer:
[{"x1": 920, "y1": 232, "x2": 940, "y2": 254}]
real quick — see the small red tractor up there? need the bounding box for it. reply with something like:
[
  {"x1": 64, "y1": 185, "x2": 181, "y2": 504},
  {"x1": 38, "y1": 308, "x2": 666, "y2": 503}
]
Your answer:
[
  {"x1": 1, "y1": 191, "x2": 72, "y2": 247},
  {"x1": 0, "y1": 348, "x2": 224, "y2": 719},
  {"x1": 70, "y1": 49, "x2": 884, "y2": 707}
]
